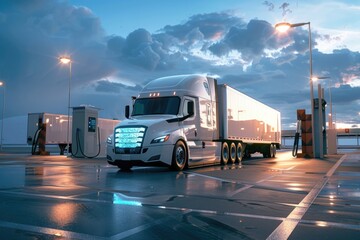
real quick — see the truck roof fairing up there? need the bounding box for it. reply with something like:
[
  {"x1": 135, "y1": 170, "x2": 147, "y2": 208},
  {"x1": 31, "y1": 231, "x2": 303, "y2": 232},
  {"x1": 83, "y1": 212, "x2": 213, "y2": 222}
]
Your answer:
[{"x1": 140, "y1": 74, "x2": 212, "y2": 98}]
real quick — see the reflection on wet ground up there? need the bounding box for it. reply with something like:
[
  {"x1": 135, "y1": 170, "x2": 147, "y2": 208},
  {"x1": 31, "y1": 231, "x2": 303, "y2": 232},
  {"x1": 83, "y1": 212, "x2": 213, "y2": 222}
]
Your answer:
[{"x1": 0, "y1": 150, "x2": 359, "y2": 239}]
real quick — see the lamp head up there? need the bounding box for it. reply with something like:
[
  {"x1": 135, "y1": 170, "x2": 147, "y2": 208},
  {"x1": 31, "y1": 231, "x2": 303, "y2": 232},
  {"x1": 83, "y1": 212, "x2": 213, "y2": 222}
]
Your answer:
[
  {"x1": 59, "y1": 57, "x2": 71, "y2": 64},
  {"x1": 275, "y1": 22, "x2": 292, "y2": 33},
  {"x1": 311, "y1": 76, "x2": 330, "y2": 82}
]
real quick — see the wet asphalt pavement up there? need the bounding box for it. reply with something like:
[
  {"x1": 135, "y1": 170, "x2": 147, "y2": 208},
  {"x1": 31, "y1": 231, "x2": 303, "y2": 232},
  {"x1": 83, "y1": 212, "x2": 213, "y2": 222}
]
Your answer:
[{"x1": 0, "y1": 150, "x2": 359, "y2": 239}]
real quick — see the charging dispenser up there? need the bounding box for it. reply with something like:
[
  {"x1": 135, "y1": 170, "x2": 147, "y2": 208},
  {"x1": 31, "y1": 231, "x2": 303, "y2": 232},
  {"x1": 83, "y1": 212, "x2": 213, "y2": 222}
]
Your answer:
[
  {"x1": 72, "y1": 106, "x2": 100, "y2": 158},
  {"x1": 313, "y1": 98, "x2": 327, "y2": 158}
]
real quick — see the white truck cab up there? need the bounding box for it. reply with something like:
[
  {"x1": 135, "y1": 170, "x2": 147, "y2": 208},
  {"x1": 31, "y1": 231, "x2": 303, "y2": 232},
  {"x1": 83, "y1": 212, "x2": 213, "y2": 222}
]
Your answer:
[{"x1": 107, "y1": 74, "x2": 219, "y2": 170}]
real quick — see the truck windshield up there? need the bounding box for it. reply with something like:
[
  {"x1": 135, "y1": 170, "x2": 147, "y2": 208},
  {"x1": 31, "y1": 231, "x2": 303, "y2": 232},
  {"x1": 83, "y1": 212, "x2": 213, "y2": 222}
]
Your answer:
[{"x1": 132, "y1": 97, "x2": 181, "y2": 116}]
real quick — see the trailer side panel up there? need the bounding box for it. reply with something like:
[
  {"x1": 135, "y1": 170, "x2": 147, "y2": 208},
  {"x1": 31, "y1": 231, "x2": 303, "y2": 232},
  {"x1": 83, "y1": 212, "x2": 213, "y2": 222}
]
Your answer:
[{"x1": 217, "y1": 84, "x2": 281, "y2": 145}]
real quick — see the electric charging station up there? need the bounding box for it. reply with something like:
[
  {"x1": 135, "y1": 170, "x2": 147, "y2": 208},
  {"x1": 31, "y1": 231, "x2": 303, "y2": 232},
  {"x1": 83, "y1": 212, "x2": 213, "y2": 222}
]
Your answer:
[
  {"x1": 71, "y1": 106, "x2": 101, "y2": 158},
  {"x1": 313, "y1": 98, "x2": 327, "y2": 157}
]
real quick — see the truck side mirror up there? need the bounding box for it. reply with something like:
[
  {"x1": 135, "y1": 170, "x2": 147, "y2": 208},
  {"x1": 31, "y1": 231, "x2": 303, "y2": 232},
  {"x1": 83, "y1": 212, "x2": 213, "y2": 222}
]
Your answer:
[
  {"x1": 125, "y1": 105, "x2": 130, "y2": 119},
  {"x1": 187, "y1": 101, "x2": 194, "y2": 116}
]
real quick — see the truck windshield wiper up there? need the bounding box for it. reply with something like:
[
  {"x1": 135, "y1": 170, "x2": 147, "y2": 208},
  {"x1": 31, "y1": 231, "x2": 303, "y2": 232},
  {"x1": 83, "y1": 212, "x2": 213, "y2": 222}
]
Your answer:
[{"x1": 166, "y1": 114, "x2": 193, "y2": 123}]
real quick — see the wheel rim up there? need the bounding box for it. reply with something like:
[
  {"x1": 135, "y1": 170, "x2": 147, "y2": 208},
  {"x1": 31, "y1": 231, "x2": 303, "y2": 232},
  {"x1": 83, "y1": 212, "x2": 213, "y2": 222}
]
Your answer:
[
  {"x1": 236, "y1": 143, "x2": 243, "y2": 161},
  {"x1": 176, "y1": 146, "x2": 185, "y2": 166},
  {"x1": 223, "y1": 147, "x2": 228, "y2": 160},
  {"x1": 230, "y1": 143, "x2": 236, "y2": 163},
  {"x1": 222, "y1": 142, "x2": 229, "y2": 164}
]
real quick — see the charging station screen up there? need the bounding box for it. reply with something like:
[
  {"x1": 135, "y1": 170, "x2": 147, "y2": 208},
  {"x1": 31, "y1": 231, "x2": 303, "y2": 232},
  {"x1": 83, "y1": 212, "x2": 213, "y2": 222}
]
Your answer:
[{"x1": 88, "y1": 117, "x2": 96, "y2": 132}]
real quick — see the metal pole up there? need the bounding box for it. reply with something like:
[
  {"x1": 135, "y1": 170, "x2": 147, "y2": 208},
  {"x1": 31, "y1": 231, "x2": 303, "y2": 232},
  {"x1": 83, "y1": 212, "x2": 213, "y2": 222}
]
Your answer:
[
  {"x1": 275, "y1": 21, "x2": 317, "y2": 157},
  {"x1": 308, "y1": 22, "x2": 315, "y2": 158},
  {"x1": 67, "y1": 62, "x2": 72, "y2": 156},
  {"x1": 318, "y1": 84, "x2": 323, "y2": 158},
  {"x1": 329, "y1": 81, "x2": 333, "y2": 129},
  {"x1": 0, "y1": 85, "x2": 4, "y2": 151}
]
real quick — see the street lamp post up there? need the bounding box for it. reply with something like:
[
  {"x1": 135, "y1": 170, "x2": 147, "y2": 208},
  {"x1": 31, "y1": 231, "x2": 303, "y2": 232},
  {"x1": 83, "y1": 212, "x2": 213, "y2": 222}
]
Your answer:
[
  {"x1": 59, "y1": 56, "x2": 72, "y2": 156},
  {"x1": 328, "y1": 79, "x2": 334, "y2": 129},
  {"x1": 275, "y1": 21, "x2": 316, "y2": 157},
  {"x1": 0, "y1": 81, "x2": 5, "y2": 151}
]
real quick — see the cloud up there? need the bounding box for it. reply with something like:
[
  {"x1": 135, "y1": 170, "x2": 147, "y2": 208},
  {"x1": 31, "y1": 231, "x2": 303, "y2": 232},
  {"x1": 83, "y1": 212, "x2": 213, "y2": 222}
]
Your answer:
[
  {"x1": 279, "y1": 2, "x2": 292, "y2": 17},
  {"x1": 0, "y1": 0, "x2": 115, "y2": 116},
  {"x1": 106, "y1": 12, "x2": 247, "y2": 72},
  {"x1": 263, "y1": 1, "x2": 275, "y2": 11},
  {"x1": 107, "y1": 13, "x2": 302, "y2": 72},
  {"x1": 0, "y1": 1, "x2": 359, "y2": 129},
  {"x1": 94, "y1": 79, "x2": 141, "y2": 93},
  {"x1": 162, "y1": 12, "x2": 245, "y2": 42},
  {"x1": 209, "y1": 19, "x2": 281, "y2": 61},
  {"x1": 332, "y1": 84, "x2": 360, "y2": 103},
  {"x1": 107, "y1": 36, "x2": 126, "y2": 55},
  {"x1": 107, "y1": 28, "x2": 187, "y2": 72}
]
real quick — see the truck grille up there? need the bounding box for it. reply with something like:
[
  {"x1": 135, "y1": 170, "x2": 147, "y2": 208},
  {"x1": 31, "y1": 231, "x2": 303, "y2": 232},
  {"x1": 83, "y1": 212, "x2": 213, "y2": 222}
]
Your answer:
[{"x1": 114, "y1": 126, "x2": 146, "y2": 154}]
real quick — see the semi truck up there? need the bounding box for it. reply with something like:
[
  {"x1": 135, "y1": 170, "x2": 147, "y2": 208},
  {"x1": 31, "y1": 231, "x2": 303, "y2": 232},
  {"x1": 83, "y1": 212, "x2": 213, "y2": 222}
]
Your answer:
[{"x1": 106, "y1": 74, "x2": 281, "y2": 171}]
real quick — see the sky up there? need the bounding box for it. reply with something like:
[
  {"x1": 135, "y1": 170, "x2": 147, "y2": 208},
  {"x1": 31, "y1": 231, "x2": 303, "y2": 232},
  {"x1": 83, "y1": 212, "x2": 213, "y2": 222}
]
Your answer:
[{"x1": 0, "y1": 0, "x2": 360, "y2": 134}]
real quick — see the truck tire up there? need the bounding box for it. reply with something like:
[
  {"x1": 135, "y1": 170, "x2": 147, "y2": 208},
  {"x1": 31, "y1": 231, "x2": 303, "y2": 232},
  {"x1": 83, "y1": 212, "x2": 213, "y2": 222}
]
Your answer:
[
  {"x1": 263, "y1": 145, "x2": 271, "y2": 158},
  {"x1": 244, "y1": 148, "x2": 251, "y2": 159},
  {"x1": 171, "y1": 141, "x2": 187, "y2": 171},
  {"x1": 236, "y1": 142, "x2": 243, "y2": 163},
  {"x1": 271, "y1": 144, "x2": 277, "y2": 158},
  {"x1": 229, "y1": 142, "x2": 236, "y2": 164},
  {"x1": 221, "y1": 142, "x2": 229, "y2": 165}
]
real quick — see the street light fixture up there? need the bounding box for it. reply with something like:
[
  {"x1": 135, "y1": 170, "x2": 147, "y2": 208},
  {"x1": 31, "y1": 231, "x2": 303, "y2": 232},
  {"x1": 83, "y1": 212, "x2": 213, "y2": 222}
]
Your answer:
[
  {"x1": 311, "y1": 76, "x2": 329, "y2": 81},
  {"x1": 0, "y1": 81, "x2": 5, "y2": 151},
  {"x1": 59, "y1": 56, "x2": 72, "y2": 155},
  {"x1": 59, "y1": 57, "x2": 71, "y2": 64},
  {"x1": 275, "y1": 21, "x2": 316, "y2": 157},
  {"x1": 274, "y1": 22, "x2": 292, "y2": 33}
]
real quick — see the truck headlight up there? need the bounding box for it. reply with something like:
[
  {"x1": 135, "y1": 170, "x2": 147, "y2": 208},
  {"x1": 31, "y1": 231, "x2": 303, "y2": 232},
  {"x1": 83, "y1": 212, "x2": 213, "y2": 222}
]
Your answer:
[
  {"x1": 151, "y1": 134, "x2": 170, "y2": 144},
  {"x1": 107, "y1": 136, "x2": 112, "y2": 144}
]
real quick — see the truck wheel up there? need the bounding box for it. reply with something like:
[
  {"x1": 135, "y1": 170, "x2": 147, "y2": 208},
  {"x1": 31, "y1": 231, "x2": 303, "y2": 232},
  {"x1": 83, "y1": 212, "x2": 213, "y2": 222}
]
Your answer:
[
  {"x1": 244, "y1": 149, "x2": 251, "y2": 159},
  {"x1": 271, "y1": 144, "x2": 277, "y2": 158},
  {"x1": 263, "y1": 145, "x2": 271, "y2": 158},
  {"x1": 229, "y1": 142, "x2": 236, "y2": 164},
  {"x1": 236, "y1": 142, "x2": 243, "y2": 163},
  {"x1": 221, "y1": 142, "x2": 229, "y2": 165},
  {"x1": 171, "y1": 141, "x2": 187, "y2": 171}
]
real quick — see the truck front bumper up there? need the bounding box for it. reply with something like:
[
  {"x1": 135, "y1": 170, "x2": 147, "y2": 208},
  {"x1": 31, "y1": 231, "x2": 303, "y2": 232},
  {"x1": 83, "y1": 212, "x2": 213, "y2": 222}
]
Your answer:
[{"x1": 106, "y1": 144, "x2": 174, "y2": 167}]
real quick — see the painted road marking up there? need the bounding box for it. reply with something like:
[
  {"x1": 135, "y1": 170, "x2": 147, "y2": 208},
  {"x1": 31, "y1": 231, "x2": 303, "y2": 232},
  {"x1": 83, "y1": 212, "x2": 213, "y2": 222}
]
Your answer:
[
  {"x1": 109, "y1": 216, "x2": 173, "y2": 240},
  {"x1": 0, "y1": 220, "x2": 105, "y2": 240},
  {"x1": 266, "y1": 154, "x2": 347, "y2": 240},
  {"x1": 185, "y1": 165, "x2": 296, "y2": 197}
]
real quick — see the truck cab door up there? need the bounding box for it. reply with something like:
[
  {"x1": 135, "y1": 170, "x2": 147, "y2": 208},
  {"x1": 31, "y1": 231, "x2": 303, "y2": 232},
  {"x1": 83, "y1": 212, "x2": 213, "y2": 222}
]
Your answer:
[{"x1": 182, "y1": 97, "x2": 203, "y2": 163}]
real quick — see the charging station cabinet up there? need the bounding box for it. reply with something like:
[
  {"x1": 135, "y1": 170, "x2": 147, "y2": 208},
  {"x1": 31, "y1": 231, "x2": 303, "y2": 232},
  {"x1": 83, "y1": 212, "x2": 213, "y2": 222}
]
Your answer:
[
  {"x1": 313, "y1": 98, "x2": 327, "y2": 158},
  {"x1": 72, "y1": 106, "x2": 100, "y2": 158}
]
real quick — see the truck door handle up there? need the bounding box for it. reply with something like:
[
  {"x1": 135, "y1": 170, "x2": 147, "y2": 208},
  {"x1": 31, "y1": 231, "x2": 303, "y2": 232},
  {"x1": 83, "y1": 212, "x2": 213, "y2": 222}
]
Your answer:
[{"x1": 195, "y1": 129, "x2": 197, "y2": 137}]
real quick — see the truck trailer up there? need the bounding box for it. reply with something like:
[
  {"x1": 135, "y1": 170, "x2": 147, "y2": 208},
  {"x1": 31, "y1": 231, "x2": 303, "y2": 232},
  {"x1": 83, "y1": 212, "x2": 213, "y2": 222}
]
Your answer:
[{"x1": 106, "y1": 74, "x2": 281, "y2": 171}]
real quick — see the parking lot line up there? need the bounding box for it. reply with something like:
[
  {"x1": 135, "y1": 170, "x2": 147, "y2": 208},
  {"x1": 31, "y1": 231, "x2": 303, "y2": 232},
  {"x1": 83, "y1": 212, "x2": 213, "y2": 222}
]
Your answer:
[
  {"x1": 0, "y1": 220, "x2": 105, "y2": 240},
  {"x1": 266, "y1": 154, "x2": 347, "y2": 240}
]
